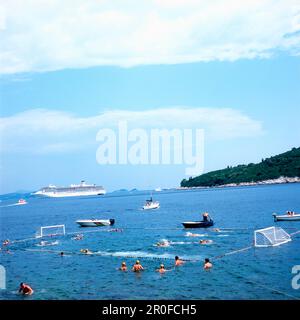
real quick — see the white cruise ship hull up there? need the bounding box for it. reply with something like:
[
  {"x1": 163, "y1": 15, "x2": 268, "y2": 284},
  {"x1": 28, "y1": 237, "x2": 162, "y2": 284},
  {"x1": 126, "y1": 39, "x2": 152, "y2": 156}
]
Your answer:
[
  {"x1": 34, "y1": 181, "x2": 106, "y2": 198},
  {"x1": 35, "y1": 190, "x2": 106, "y2": 197}
]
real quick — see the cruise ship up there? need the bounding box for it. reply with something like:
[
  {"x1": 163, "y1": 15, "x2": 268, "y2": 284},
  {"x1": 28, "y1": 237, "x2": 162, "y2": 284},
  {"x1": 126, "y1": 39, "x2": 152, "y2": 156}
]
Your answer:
[{"x1": 34, "y1": 181, "x2": 106, "y2": 198}]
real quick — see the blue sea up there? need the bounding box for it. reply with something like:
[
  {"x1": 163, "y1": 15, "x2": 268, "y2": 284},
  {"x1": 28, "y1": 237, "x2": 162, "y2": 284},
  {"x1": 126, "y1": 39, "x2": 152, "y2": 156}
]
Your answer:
[{"x1": 0, "y1": 184, "x2": 300, "y2": 300}]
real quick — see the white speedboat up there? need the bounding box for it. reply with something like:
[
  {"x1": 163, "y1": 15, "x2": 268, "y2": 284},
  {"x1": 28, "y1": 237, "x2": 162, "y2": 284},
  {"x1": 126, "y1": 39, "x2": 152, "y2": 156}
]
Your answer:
[
  {"x1": 273, "y1": 213, "x2": 300, "y2": 221},
  {"x1": 76, "y1": 218, "x2": 115, "y2": 227},
  {"x1": 142, "y1": 197, "x2": 160, "y2": 210}
]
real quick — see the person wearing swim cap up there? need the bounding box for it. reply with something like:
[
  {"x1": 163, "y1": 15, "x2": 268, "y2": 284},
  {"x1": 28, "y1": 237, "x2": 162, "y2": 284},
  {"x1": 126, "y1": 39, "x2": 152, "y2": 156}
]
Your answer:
[
  {"x1": 132, "y1": 260, "x2": 144, "y2": 272},
  {"x1": 119, "y1": 262, "x2": 127, "y2": 271},
  {"x1": 80, "y1": 248, "x2": 93, "y2": 255},
  {"x1": 19, "y1": 283, "x2": 34, "y2": 296},
  {"x1": 156, "y1": 264, "x2": 166, "y2": 273}
]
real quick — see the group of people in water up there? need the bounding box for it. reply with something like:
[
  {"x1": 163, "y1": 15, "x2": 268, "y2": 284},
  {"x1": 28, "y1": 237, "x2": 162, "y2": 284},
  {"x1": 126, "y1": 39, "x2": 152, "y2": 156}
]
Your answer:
[
  {"x1": 18, "y1": 255, "x2": 212, "y2": 297},
  {"x1": 117, "y1": 256, "x2": 213, "y2": 274},
  {"x1": 7, "y1": 212, "x2": 218, "y2": 297}
]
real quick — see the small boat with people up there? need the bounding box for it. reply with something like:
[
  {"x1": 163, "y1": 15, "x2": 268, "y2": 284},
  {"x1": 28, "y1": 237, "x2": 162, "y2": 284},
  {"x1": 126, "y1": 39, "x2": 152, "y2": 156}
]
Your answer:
[
  {"x1": 76, "y1": 218, "x2": 115, "y2": 227},
  {"x1": 142, "y1": 197, "x2": 160, "y2": 210},
  {"x1": 182, "y1": 212, "x2": 214, "y2": 229},
  {"x1": 273, "y1": 211, "x2": 300, "y2": 222}
]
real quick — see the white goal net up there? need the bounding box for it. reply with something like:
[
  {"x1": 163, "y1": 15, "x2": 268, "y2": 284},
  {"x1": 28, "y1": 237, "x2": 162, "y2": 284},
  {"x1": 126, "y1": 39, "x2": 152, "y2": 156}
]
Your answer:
[
  {"x1": 254, "y1": 226, "x2": 291, "y2": 247},
  {"x1": 36, "y1": 224, "x2": 66, "y2": 238}
]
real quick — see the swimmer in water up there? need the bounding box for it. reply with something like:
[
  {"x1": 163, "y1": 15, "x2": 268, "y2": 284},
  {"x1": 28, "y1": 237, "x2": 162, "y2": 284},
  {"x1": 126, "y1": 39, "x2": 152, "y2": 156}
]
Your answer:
[
  {"x1": 156, "y1": 264, "x2": 169, "y2": 274},
  {"x1": 73, "y1": 234, "x2": 83, "y2": 240},
  {"x1": 175, "y1": 256, "x2": 184, "y2": 266},
  {"x1": 132, "y1": 260, "x2": 144, "y2": 272},
  {"x1": 2, "y1": 239, "x2": 10, "y2": 246},
  {"x1": 185, "y1": 232, "x2": 201, "y2": 237},
  {"x1": 19, "y1": 283, "x2": 34, "y2": 296},
  {"x1": 156, "y1": 240, "x2": 170, "y2": 247},
  {"x1": 110, "y1": 228, "x2": 123, "y2": 232},
  {"x1": 119, "y1": 262, "x2": 127, "y2": 271},
  {"x1": 204, "y1": 258, "x2": 213, "y2": 270},
  {"x1": 212, "y1": 228, "x2": 221, "y2": 233},
  {"x1": 80, "y1": 249, "x2": 93, "y2": 255},
  {"x1": 199, "y1": 239, "x2": 213, "y2": 245},
  {"x1": 60, "y1": 252, "x2": 64, "y2": 257}
]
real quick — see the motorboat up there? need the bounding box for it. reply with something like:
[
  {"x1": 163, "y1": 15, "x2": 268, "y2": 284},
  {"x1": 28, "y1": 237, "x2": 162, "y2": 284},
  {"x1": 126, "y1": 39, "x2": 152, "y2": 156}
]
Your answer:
[
  {"x1": 76, "y1": 218, "x2": 115, "y2": 227},
  {"x1": 182, "y1": 220, "x2": 214, "y2": 229},
  {"x1": 142, "y1": 197, "x2": 160, "y2": 210},
  {"x1": 273, "y1": 213, "x2": 300, "y2": 222},
  {"x1": 183, "y1": 212, "x2": 214, "y2": 228}
]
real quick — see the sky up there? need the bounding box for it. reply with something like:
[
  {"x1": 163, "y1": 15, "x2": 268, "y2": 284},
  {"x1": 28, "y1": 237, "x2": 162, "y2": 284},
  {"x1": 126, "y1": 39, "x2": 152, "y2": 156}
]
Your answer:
[{"x1": 0, "y1": 0, "x2": 300, "y2": 194}]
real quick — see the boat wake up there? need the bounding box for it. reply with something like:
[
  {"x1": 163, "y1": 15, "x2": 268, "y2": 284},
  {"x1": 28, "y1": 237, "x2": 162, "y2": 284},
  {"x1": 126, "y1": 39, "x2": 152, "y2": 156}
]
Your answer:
[
  {"x1": 185, "y1": 232, "x2": 208, "y2": 237},
  {"x1": 169, "y1": 241, "x2": 194, "y2": 245},
  {"x1": 36, "y1": 241, "x2": 59, "y2": 247},
  {"x1": 0, "y1": 203, "x2": 27, "y2": 208}
]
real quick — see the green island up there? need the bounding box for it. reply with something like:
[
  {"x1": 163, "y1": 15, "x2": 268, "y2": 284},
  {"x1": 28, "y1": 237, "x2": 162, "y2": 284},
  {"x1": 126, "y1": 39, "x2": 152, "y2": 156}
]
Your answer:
[{"x1": 181, "y1": 147, "x2": 300, "y2": 188}]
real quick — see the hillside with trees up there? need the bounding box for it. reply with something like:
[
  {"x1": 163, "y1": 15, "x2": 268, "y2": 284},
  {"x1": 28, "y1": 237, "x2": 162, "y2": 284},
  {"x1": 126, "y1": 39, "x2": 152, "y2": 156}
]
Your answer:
[{"x1": 181, "y1": 147, "x2": 300, "y2": 188}]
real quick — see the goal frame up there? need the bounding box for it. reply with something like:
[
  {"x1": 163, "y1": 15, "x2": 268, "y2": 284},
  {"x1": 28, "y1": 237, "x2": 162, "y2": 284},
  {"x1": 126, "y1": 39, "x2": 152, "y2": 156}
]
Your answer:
[
  {"x1": 36, "y1": 224, "x2": 66, "y2": 238},
  {"x1": 254, "y1": 226, "x2": 291, "y2": 247}
]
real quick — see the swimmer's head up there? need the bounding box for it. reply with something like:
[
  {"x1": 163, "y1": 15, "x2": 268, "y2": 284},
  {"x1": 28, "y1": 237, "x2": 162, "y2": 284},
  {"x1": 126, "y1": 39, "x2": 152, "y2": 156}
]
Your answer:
[{"x1": 136, "y1": 260, "x2": 140, "y2": 264}]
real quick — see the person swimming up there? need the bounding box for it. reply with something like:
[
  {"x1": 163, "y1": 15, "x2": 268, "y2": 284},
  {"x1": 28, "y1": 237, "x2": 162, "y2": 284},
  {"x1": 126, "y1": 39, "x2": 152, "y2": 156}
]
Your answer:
[
  {"x1": 204, "y1": 258, "x2": 213, "y2": 270},
  {"x1": 19, "y1": 282, "x2": 34, "y2": 296},
  {"x1": 2, "y1": 239, "x2": 10, "y2": 246},
  {"x1": 60, "y1": 252, "x2": 64, "y2": 257},
  {"x1": 155, "y1": 240, "x2": 171, "y2": 247},
  {"x1": 109, "y1": 228, "x2": 123, "y2": 232},
  {"x1": 72, "y1": 234, "x2": 83, "y2": 240},
  {"x1": 132, "y1": 260, "x2": 144, "y2": 272},
  {"x1": 156, "y1": 264, "x2": 167, "y2": 273},
  {"x1": 185, "y1": 232, "x2": 203, "y2": 237},
  {"x1": 199, "y1": 239, "x2": 213, "y2": 245},
  {"x1": 119, "y1": 262, "x2": 127, "y2": 271},
  {"x1": 175, "y1": 256, "x2": 184, "y2": 266},
  {"x1": 80, "y1": 249, "x2": 93, "y2": 255}
]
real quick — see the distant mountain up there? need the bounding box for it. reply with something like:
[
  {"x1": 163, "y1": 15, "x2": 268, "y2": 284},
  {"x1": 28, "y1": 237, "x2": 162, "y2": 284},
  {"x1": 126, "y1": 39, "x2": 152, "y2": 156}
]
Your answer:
[{"x1": 181, "y1": 147, "x2": 300, "y2": 188}]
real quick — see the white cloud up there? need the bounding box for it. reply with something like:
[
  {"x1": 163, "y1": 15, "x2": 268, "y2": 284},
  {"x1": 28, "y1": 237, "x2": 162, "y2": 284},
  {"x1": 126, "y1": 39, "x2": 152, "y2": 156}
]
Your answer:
[
  {"x1": 0, "y1": 107, "x2": 263, "y2": 154},
  {"x1": 0, "y1": 0, "x2": 299, "y2": 74}
]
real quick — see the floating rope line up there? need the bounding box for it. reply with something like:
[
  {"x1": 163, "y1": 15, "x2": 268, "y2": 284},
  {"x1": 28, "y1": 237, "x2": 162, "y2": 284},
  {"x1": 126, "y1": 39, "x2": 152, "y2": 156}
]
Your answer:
[
  {"x1": 23, "y1": 248, "x2": 200, "y2": 261},
  {"x1": 212, "y1": 246, "x2": 254, "y2": 260},
  {"x1": 290, "y1": 230, "x2": 300, "y2": 237}
]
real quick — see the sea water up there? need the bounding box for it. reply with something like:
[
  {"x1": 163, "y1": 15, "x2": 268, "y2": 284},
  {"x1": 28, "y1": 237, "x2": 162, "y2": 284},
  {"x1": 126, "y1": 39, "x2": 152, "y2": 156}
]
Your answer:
[{"x1": 0, "y1": 183, "x2": 299, "y2": 300}]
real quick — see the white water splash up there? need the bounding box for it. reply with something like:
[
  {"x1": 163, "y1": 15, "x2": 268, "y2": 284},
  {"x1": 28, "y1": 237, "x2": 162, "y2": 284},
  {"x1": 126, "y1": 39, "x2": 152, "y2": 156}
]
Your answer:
[{"x1": 94, "y1": 250, "x2": 201, "y2": 261}]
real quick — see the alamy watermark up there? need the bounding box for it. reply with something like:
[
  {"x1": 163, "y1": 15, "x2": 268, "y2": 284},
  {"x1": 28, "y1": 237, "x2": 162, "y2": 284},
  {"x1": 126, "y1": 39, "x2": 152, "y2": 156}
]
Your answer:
[
  {"x1": 96, "y1": 121, "x2": 204, "y2": 176},
  {"x1": 0, "y1": 265, "x2": 6, "y2": 290},
  {"x1": 292, "y1": 265, "x2": 300, "y2": 290}
]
